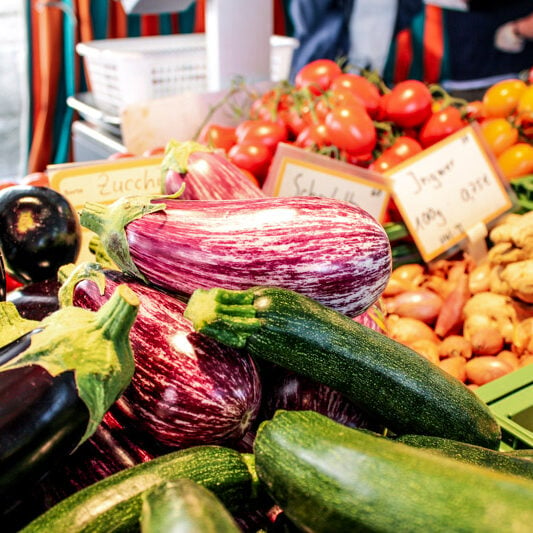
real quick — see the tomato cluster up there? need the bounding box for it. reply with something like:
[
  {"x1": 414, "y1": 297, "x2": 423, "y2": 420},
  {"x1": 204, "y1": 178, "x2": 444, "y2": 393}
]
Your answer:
[
  {"x1": 476, "y1": 79, "x2": 533, "y2": 181},
  {"x1": 198, "y1": 59, "x2": 533, "y2": 189}
]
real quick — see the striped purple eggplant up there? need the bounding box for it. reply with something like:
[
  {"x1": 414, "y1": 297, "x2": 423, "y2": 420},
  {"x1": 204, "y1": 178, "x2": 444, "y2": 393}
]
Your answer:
[
  {"x1": 59, "y1": 263, "x2": 262, "y2": 449},
  {"x1": 162, "y1": 140, "x2": 265, "y2": 199},
  {"x1": 80, "y1": 195, "x2": 392, "y2": 317}
]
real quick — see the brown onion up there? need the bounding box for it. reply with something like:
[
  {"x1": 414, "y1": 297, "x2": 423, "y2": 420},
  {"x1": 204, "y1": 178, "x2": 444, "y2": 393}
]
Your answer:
[
  {"x1": 438, "y1": 335, "x2": 472, "y2": 360},
  {"x1": 439, "y1": 356, "x2": 467, "y2": 382},
  {"x1": 384, "y1": 289, "x2": 443, "y2": 324},
  {"x1": 469, "y1": 327, "x2": 505, "y2": 356},
  {"x1": 465, "y1": 356, "x2": 513, "y2": 386},
  {"x1": 386, "y1": 316, "x2": 440, "y2": 345}
]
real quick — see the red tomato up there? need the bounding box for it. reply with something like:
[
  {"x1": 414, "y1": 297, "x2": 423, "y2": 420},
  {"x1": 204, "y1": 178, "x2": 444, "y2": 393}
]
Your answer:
[
  {"x1": 236, "y1": 119, "x2": 289, "y2": 151},
  {"x1": 418, "y1": 106, "x2": 466, "y2": 148},
  {"x1": 375, "y1": 92, "x2": 392, "y2": 121},
  {"x1": 369, "y1": 136, "x2": 422, "y2": 173},
  {"x1": 482, "y1": 78, "x2": 527, "y2": 118},
  {"x1": 295, "y1": 123, "x2": 330, "y2": 149},
  {"x1": 464, "y1": 100, "x2": 486, "y2": 121},
  {"x1": 324, "y1": 104, "x2": 377, "y2": 155},
  {"x1": 330, "y1": 73, "x2": 381, "y2": 117},
  {"x1": 236, "y1": 167, "x2": 260, "y2": 187},
  {"x1": 497, "y1": 143, "x2": 533, "y2": 181},
  {"x1": 479, "y1": 118, "x2": 519, "y2": 156},
  {"x1": 228, "y1": 141, "x2": 273, "y2": 185},
  {"x1": 295, "y1": 59, "x2": 343, "y2": 95},
  {"x1": 385, "y1": 80, "x2": 433, "y2": 128},
  {"x1": 198, "y1": 123, "x2": 237, "y2": 152},
  {"x1": 21, "y1": 172, "x2": 50, "y2": 188}
]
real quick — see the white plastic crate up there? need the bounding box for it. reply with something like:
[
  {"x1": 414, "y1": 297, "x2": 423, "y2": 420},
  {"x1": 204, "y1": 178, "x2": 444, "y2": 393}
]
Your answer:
[{"x1": 77, "y1": 34, "x2": 299, "y2": 115}]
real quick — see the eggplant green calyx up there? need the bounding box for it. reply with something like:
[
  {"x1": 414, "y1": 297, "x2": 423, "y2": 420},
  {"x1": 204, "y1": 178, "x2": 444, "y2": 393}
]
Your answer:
[
  {"x1": 58, "y1": 262, "x2": 107, "y2": 308},
  {"x1": 1, "y1": 284, "x2": 139, "y2": 444},
  {"x1": 80, "y1": 195, "x2": 169, "y2": 282},
  {"x1": 0, "y1": 302, "x2": 40, "y2": 348},
  {"x1": 162, "y1": 139, "x2": 211, "y2": 175},
  {"x1": 184, "y1": 288, "x2": 263, "y2": 348}
]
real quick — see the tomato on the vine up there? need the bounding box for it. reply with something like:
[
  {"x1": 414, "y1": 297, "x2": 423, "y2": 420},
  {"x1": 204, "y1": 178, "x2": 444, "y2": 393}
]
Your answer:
[
  {"x1": 385, "y1": 80, "x2": 433, "y2": 128},
  {"x1": 198, "y1": 124, "x2": 237, "y2": 152},
  {"x1": 324, "y1": 104, "x2": 377, "y2": 155},
  {"x1": 418, "y1": 106, "x2": 466, "y2": 148},
  {"x1": 464, "y1": 100, "x2": 486, "y2": 121},
  {"x1": 482, "y1": 78, "x2": 527, "y2": 118},
  {"x1": 479, "y1": 118, "x2": 519, "y2": 157},
  {"x1": 295, "y1": 122, "x2": 330, "y2": 149},
  {"x1": 295, "y1": 59, "x2": 343, "y2": 95},
  {"x1": 369, "y1": 136, "x2": 422, "y2": 173},
  {"x1": 497, "y1": 142, "x2": 533, "y2": 180},
  {"x1": 228, "y1": 141, "x2": 273, "y2": 184},
  {"x1": 329, "y1": 73, "x2": 381, "y2": 117},
  {"x1": 236, "y1": 119, "x2": 289, "y2": 151}
]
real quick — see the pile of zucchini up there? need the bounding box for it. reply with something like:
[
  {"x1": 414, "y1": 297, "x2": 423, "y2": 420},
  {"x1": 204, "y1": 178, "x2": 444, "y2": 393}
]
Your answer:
[{"x1": 1, "y1": 191, "x2": 532, "y2": 532}]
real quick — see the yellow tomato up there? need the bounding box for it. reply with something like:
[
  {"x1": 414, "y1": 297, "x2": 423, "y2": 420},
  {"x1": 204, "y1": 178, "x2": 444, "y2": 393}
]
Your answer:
[
  {"x1": 497, "y1": 143, "x2": 533, "y2": 180},
  {"x1": 479, "y1": 118, "x2": 519, "y2": 156},
  {"x1": 482, "y1": 79, "x2": 527, "y2": 118},
  {"x1": 517, "y1": 85, "x2": 533, "y2": 121}
]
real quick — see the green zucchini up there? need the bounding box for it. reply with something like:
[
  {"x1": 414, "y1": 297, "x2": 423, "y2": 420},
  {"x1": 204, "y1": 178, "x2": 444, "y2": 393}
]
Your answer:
[
  {"x1": 396, "y1": 434, "x2": 533, "y2": 480},
  {"x1": 23, "y1": 446, "x2": 259, "y2": 533},
  {"x1": 140, "y1": 478, "x2": 240, "y2": 533},
  {"x1": 184, "y1": 286, "x2": 501, "y2": 449},
  {"x1": 254, "y1": 410, "x2": 533, "y2": 533}
]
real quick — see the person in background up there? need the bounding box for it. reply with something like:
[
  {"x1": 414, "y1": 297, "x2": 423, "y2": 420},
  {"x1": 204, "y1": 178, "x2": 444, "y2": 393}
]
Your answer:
[{"x1": 289, "y1": 0, "x2": 533, "y2": 99}]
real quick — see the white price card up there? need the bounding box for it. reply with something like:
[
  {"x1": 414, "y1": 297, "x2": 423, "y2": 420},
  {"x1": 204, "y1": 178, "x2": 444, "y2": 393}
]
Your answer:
[
  {"x1": 385, "y1": 125, "x2": 515, "y2": 263},
  {"x1": 47, "y1": 155, "x2": 164, "y2": 262},
  {"x1": 263, "y1": 143, "x2": 390, "y2": 222}
]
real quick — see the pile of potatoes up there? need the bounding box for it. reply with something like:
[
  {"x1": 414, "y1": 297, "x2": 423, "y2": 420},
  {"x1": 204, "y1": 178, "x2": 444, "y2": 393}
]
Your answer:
[{"x1": 383, "y1": 211, "x2": 533, "y2": 389}]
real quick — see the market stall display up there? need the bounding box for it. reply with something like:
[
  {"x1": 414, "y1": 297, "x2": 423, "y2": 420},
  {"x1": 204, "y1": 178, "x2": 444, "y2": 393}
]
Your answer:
[{"x1": 1, "y1": 51, "x2": 533, "y2": 531}]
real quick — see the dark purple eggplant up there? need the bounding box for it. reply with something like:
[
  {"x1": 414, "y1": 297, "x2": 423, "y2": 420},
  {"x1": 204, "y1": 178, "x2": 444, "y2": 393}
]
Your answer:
[
  {"x1": 0, "y1": 301, "x2": 40, "y2": 362},
  {"x1": 59, "y1": 262, "x2": 262, "y2": 449},
  {"x1": 7, "y1": 278, "x2": 61, "y2": 320},
  {"x1": 0, "y1": 249, "x2": 6, "y2": 301},
  {"x1": 0, "y1": 285, "x2": 138, "y2": 505},
  {"x1": 0, "y1": 185, "x2": 81, "y2": 283}
]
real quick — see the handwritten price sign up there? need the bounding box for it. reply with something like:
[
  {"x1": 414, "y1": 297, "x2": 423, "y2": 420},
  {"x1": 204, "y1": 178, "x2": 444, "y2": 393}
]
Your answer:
[
  {"x1": 386, "y1": 125, "x2": 515, "y2": 262},
  {"x1": 263, "y1": 143, "x2": 390, "y2": 222}
]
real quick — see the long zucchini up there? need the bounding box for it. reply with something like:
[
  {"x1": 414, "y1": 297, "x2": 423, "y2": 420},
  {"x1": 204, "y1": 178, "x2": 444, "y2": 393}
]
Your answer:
[
  {"x1": 184, "y1": 286, "x2": 501, "y2": 449},
  {"x1": 22, "y1": 446, "x2": 259, "y2": 533},
  {"x1": 140, "y1": 478, "x2": 241, "y2": 533},
  {"x1": 254, "y1": 410, "x2": 533, "y2": 533},
  {"x1": 396, "y1": 434, "x2": 533, "y2": 480}
]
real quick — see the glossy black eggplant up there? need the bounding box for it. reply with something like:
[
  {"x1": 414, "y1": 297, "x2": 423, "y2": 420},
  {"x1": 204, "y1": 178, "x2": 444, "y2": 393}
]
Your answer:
[
  {"x1": 0, "y1": 185, "x2": 81, "y2": 283},
  {"x1": 0, "y1": 365, "x2": 89, "y2": 503},
  {"x1": 7, "y1": 278, "x2": 61, "y2": 320},
  {"x1": 0, "y1": 285, "x2": 138, "y2": 506}
]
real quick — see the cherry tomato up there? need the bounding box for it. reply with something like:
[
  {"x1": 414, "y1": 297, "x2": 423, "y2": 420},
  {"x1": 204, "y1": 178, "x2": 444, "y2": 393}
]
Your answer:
[
  {"x1": 236, "y1": 119, "x2": 289, "y2": 152},
  {"x1": 21, "y1": 172, "x2": 50, "y2": 188},
  {"x1": 517, "y1": 85, "x2": 533, "y2": 121},
  {"x1": 324, "y1": 105, "x2": 377, "y2": 155},
  {"x1": 385, "y1": 80, "x2": 433, "y2": 128},
  {"x1": 228, "y1": 141, "x2": 273, "y2": 184},
  {"x1": 198, "y1": 123, "x2": 237, "y2": 152},
  {"x1": 482, "y1": 78, "x2": 527, "y2": 118},
  {"x1": 479, "y1": 118, "x2": 519, "y2": 157},
  {"x1": 418, "y1": 106, "x2": 466, "y2": 148},
  {"x1": 497, "y1": 142, "x2": 533, "y2": 181},
  {"x1": 464, "y1": 100, "x2": 486, "y2": 121},
  {"x1": 295, "y1": 59, "x2": 343, "y2": 95},
  {"x1": 295, "y1": 123, "x2": 330, "y2": 149},
  {"x1": 329, "y1": 73, "x2": 381, "y2": 117}
]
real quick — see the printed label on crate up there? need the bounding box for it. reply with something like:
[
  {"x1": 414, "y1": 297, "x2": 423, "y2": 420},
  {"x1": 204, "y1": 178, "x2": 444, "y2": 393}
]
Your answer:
[
  {"x1": 47, "y1": 156, "x2": 164, "y2": 263},
  {"x1": 384, "y1": 125, "x2": 515, "y2": 263},
  {"x1": 263, "y1": 143, "x2": 390, "y2": 222}
]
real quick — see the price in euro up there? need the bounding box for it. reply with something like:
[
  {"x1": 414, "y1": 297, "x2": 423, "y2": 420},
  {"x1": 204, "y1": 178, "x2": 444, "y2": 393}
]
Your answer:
[{"x1": 460, "y1": 175, "x2": 492, "y2": 203}]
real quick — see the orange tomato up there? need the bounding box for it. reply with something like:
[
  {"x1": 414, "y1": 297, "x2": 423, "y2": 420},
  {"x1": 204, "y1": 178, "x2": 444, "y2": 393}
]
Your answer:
[
  {"x1": 479, "y1": 118, "x2": 519, "y2": 156},
  {"x1": 21, "y1": 171, "x2": 50, "y2": 187},
  {"x1": 517, "y1": 85, "x2": 533, "y2": 121},
  {"x1": 482, "y1": 79, "x2": 527, "y2": 118},
  {"x1": 497, "y1": 142, "x2": 533, "y2": 180}
]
